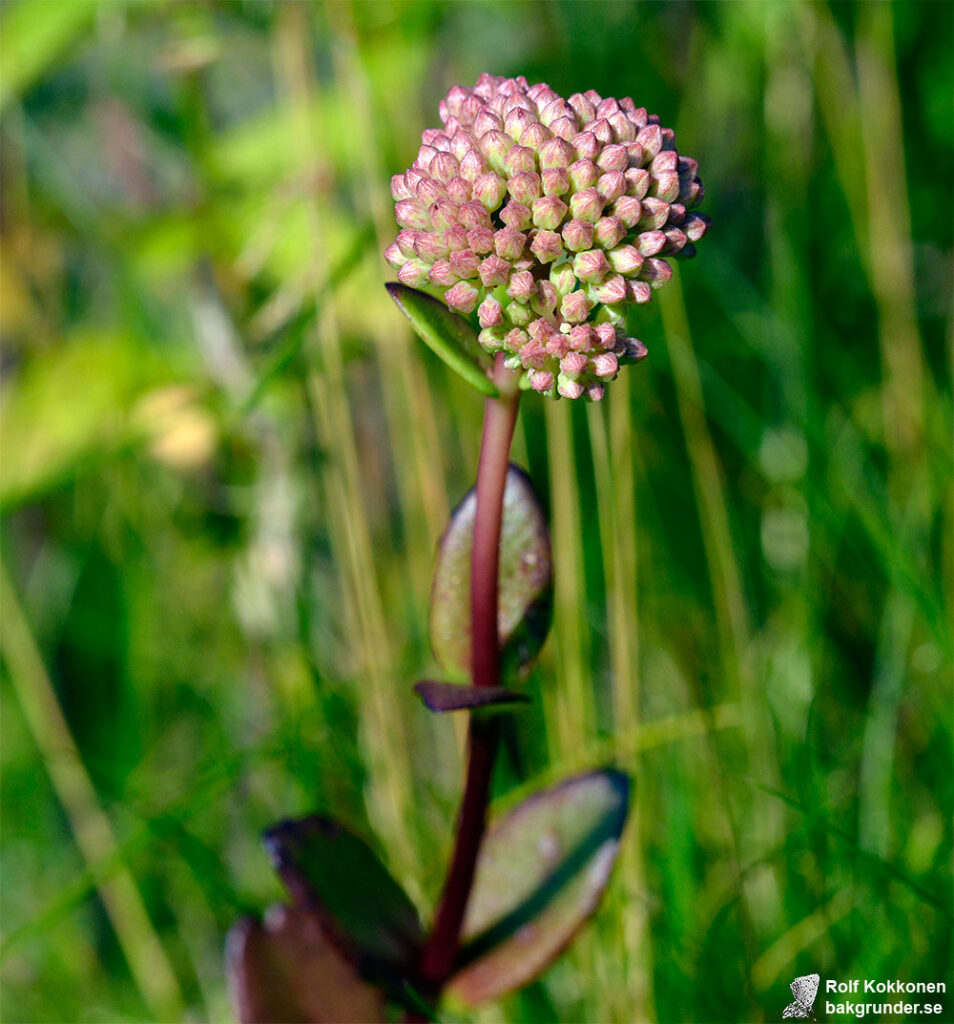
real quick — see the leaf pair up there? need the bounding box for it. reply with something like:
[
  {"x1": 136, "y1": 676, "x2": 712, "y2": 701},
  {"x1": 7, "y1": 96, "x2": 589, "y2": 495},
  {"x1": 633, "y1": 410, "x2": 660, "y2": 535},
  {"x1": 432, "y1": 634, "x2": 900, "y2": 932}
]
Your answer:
[{"x1": 227, "y1": 770, "x2": 630, "y2": 1020}]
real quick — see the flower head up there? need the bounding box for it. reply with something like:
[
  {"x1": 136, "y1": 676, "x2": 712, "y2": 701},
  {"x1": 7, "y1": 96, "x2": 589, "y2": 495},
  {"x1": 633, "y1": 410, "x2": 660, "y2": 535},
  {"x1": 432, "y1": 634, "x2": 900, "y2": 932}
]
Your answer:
[{"x1": 386, "y1": 74, "x2": 709, "y2": 400}]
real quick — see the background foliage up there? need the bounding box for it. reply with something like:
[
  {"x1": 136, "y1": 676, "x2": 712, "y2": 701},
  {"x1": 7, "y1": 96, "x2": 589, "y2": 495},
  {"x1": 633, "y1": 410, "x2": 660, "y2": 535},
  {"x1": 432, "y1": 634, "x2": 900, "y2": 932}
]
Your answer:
[{"x1": 1, "y1": 2, "x2": 951, "y2": 1021}]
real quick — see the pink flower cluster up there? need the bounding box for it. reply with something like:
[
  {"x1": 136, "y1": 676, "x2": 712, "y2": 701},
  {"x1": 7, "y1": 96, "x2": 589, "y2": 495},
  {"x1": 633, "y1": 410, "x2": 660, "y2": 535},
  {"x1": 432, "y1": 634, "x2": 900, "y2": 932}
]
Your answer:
[{"x1": 386, "y1": 74, "x2": 708, "y2": 400}]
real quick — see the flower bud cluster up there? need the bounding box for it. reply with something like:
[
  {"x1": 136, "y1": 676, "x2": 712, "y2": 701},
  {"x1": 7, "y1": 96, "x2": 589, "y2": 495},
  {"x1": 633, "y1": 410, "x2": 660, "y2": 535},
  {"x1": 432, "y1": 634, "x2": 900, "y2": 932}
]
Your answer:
[{"x1": 386, "y1": 74, "x2": 708, "y2": 400}]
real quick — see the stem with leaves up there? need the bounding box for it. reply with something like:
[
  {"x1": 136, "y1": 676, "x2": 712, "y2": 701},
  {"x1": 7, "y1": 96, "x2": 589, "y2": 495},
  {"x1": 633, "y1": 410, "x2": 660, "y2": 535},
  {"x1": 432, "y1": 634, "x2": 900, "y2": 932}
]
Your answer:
[{"x1": 419, "y1": 355, "x2": 521, "y2": 990}]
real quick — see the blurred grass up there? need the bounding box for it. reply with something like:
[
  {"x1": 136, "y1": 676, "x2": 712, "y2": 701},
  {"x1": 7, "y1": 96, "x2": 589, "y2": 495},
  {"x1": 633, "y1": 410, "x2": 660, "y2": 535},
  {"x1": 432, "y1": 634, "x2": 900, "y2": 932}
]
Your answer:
[{"x1": 1, "y1": 2, "x2": 951, "y2": 1022}]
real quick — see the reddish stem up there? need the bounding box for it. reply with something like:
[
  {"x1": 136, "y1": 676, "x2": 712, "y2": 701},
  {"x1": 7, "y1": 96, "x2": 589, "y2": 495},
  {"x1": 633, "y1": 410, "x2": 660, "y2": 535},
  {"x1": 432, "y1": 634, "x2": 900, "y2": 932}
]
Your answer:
[{"x1": 417, "y1": 357, "x2": 520, "y2": 993}]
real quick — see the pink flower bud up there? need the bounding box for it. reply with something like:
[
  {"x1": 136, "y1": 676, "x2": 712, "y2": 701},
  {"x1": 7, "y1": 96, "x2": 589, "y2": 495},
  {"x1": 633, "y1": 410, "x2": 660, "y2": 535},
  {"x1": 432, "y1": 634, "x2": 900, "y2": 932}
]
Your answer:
[
  {"x1": 557, "y1": 374, "x2": 585, "y2": 400},
  {"x1": 508, "y1": 171, "x2": 542, "y2": 206},
  {"x1": 573, "y1": 248, "x2": 609, "y2": 283},
  {"x1": 597, "y1": 144, "x2": 629, "y2": 172},
  {"x1": 500, "y1": 201, "x2": 532, "y2": 230},
  {"x1": 519, "y1": 339, "x2": 548, "y2": 369},
  {"x1": 398, "y1": 258, "x2": 431, "y2": 287},
  {"x1": 506, "y1": 300, "x2": 534, "y2": 327},
  {"x1": 545, "y1": 328, "x2": 569, "y2": 358},
  {"x1": 507, "y1": 270, "x2": 537, "y2": 301},
  {"x1": 430, "y1": 152, "x2": 459, "y2": 183},
  {"x1": 570, "y1": 188, "x2": 605, "y2": 223},
  {"x1": 430, "y1": 199, "x2": 460, "y2": 231},
  {"x1": 416, "y1": 144, "x2": 439, "y2": 170},
  {"x1": 480, "y1": 129, "x2": 514, "y2": 173},
  {"x1": 586, "y1": 383, "x2": 605, "y2": 402},
  {"x1": 651, "y1": 150, "x2": 678, "y2": 175},
  {"x1": 595, "y1": 323, "x2": 618, "y2": 350},
  {"x1": 626, "y1": 280, "x2": 652, "y2": 304},
  {"x1": 638, "y1": 197, "x2": 670, "y2": 230},
  {"x1": 446, "y1": 177, "x2": 471, "y2": 203},
  {"x1": 504, "y1": 327, "x2": 529, "y2": 352},
  {"x1": 391, "y1": 174, "x2": 413, "y2": 200},
  {"x1": 449, "y1": 131, "x2": 474, "y2": 161},
  {"x1": 678, "y1": 155, "x2": 699, "y2": 179},
  {"x1": 415, "y1": 231, "x2": 449, "y2": 261},
  {"x1": 458, "y1": 200, "x2": 491, "y2": 229},
  {"x1": 428, "y1": 259, "x2": 457, "y2": 286},
  {"x1": 625, "y1": 167, "x2": 651, "y2": 198},
  {"x1": 416, "y1": 178, "x2": 445, "y2": 205},
  {"x1": 396, "y1": 229, "x2": 420, "y2": 258},
  {"x1": 384, "y1": 242, "x2": 406, "y2": 268},
  {"x1": 608, "y1": 112, "x2": 635, "y2": 142},
  {"x1": 636, "y1": 124, "x2": 662, "y2": 161},
  {"x1": 494, "y1": 226, "x2": 526, "y2": 260},
  {"x1": 472, "y1": 172, "x2": 507, "y2": 210},
  {"x1": 459, "y1": 149, "x2": 489, "y2": 181},
  {"x1": 663, "y1": 227, "x2": 688, "y2": 254},
  {"x1": 641, "y1": 257, "x2": 672, "y2": 288},
  {"x1": 473, "y1": 109, "x2": 503, "y2": 136},
  {"x1": 529, "y1": 229, "x2": 563, "y2": 263},
  {"x1": 562, "y1": 218, "x2": 594, "y2": 252},
  {"x1": 568, "y1": 324, "x2": 595, "y2": 351},
  {"x1": 542, "y1": 168, "x2": 570, "y2": 195},
  {"x1": 560, "y1": 290, "x2": 591, "y2": 323},
  {"x1": 667, "y1": 203, "x2": 686, "y2": 225},
  {"x1": 625, "y1": 142, "x2": 645, "y2": 168},
  {"x1": 443, "y1": 225, "x2": 469, "y2": 251},
  {"x1": 612, "y1": 196, "x2": 643, "y2": 228},
  {"x1": 607, "y1": 244, "x2": 644, "y2": 275},
  {"x1": 479, "y1": 327, "x2": 506, "y2": 351},
  {"x1": 651, "y1": 171, "x2": 680, "y2": 203},
  {"x1": 532, "y1": 195, "x2": 568, "y2": 231},
  {"x1": 529, "y1": 369, "x2": 555, "y2": 393},
  {"x1": 568, "y1": 92, "x2": 597, "y2": 123},
  {"x1": 591, "y1": 273, "x2": 627, "y2": 305},
  {"x1": 597, "y1": 171, "x2": 627, "y2": 203},
  {"x1": 531, "y1": 280, "x2": 559, "y2": 314},
  {"x1": 592, "y1": 351, "x2": 619, "y2": 378},
  {"x1": 594, "y1": 216, "x2": 626, "y2": 249},
  {"x1": 444, "y1": 281, "x2": 481, "y2": 313},
  {"x1": 395, "y1": 199, "x2": 431, "y2": 230},
  {"x1": 520, "y1": 121, "x2": 553, "y2": 151},
  {"x1": 636, "y1": 230, "x2": 666, "y2": 257},
  {"x1": 538, "y1": 137, "x2": 576, "y2": 169},
  {"x1": 505, "y1": 145, "x2": 537, "y2": 176},
  {"x1": 478, "y1": 254, "x2": 511, "y2": 287},
  {"x1": 561, "y1": 351, "x2": 588, "y2": 377},
  {"x1": 684, "y1": 212, "x2": 710, "y2": 242},
  {"x1": 567, "y1": 159, "x2": 600, "y2": 191},
  {"x1": 466, "y1": 226, "x2": 494, "y2": 253},
  {"x1": 550, "y1": 262, "x2": 577, "y2": 295},
  {"x1": 549, "y1": 117, "x2": 578, "y2": 141},
  {"x1": 571, "y1": 132, "x2": 600, "y2": 161},
  {"x1": 478, "y1": 296, "x2": 504, "y2": 328},
  {"x1": 504, "y1": 106, "x2": 534, "y2": 139},
  {"x1": 590, "y1": 118, "x2": 614, "y2": 144},
  {"x1": 449, "y1": 249, "x2": 480, "y2": 279}
]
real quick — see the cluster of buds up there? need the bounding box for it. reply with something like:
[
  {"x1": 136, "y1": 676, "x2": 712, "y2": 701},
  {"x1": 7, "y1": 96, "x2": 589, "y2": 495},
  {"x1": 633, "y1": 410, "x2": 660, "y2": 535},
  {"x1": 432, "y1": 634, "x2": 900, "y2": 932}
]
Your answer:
[{"x1": 386, "y1": 74, "x2": 708, "y2": 400}]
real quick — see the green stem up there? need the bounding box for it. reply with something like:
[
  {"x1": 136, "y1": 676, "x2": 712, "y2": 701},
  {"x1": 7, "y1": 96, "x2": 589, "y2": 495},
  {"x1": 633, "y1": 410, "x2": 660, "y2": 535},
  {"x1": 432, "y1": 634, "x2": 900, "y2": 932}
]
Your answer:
[{"x1": 418, "y1": 356, "x2": 520, "y2": 992}]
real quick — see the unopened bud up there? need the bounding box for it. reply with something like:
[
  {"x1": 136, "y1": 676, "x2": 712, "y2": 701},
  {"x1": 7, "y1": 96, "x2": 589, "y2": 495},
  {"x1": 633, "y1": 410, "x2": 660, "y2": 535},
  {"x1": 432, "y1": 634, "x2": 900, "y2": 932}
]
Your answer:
[
  {"x1": 478, "y1": 254, "x2": 511, "y2": 288},
  {"x1": 494, "y1": 226, "x2": 526, "y2": 260},
  {"x1": 466, "y1": 226, "x2": 494, "y2": 254},
  {"x1": 529, "y1": 229, "x2": 564, "y2": 263},
  {"x1": 508, "y1": 171, "x2": 542, "y2": 206},
  {"x1": 597, "y1": 144, "x2": 629, "y2": 172},
  {"x1": 561, "y1": 351, "x2": 588, "y2": 377},
  {"x1": 570, "y1": 188, "x2": 605, "y2": 223},
  {"x1": 550, "y1": 262, "x2": 577, "y2": 295},
  {"x1": 636, "y1": 230, "x2": 666, "y2": 257},
  {"x1": 395, "y1": 199, "x2": 431, "y2": 230},
  {"x1": 428, "y1": 260, "x2": 457, "y2": 286},
  {"x1": 500, "y1": 201, "x2": 532, "y2": 230},
  {"x1": 636, "y1": 124, "x2": 662, "y2": 161},
  {"x1": 520, "y1": 121, "x2": 552, "y2": 151},
  {"x1": 591, "y1": 273, "x2": 627, "y2": 305},
  {"x1": 473, "y1": 172, "x2": 507, "y2": 210},
  {"x1": 641, "y1": 257, "x2": 672, "y2": 288},
  {"x1": 597, "y1": 171, "x2": 627, "y2": 204},
  {"x1": 573, "y1": 248, "x2": 610, "y2": 283},
  {"x1": 478, "y1": 296, "x2": 504, "y2": 328},
  {"x1": 560, "y1": 290, "x2": 591, "y2": 323},
  {"x1": 539, "y1": 137, "x2": 576, "y2": 169},
  {"x1": 562, "y1": 218, "x2": 595, "y2": 252},
  {"x1": 638, "y1": 197, "x2": 670, "y2": 230},
  {"x1": 607, "y1": 244, "x2": 643, "y2": 275},
  {"x1": 507, "y1": 270, "x2": 537, "y2": 301},
  {"x1": 594, "y1": 216, "x2": 626, "y2": 249},
  {"x1": 542, "y1": 168, "x2": 570, "y2": 196},
  {"x1": 529, "y1": 369, "x2": 555, "y2": 392},
  {"x1": 449, "y1": 249, "x2": 480, "y2": 279},
  {"x1": 568, "y1": 159, "x2": 600, "y2": 191},
  {"x1": 398, "y1": 258, "x2": 431, "y2": 287},
  {"x1": 480, "y1": 130, "x2": 514, "y2": 174},
  {"x1": 651, "y1": 170, "x2": 680, "y2": 203},
  {"x1": 532, "y1": 195, "x2": 568, "y2": 231},
  {"x1": 505, "y1": 145, "x2": 537, "y2": 176},
  {"x1": 568, "y1": 324, "x2": 595, "y2": 351},
  {"x1": 592, "y1": 351, "x2": 619, "y2": 378},
  {"x1": 612, "y1": 196, "x2": 643, "y2": 229},
  {"x1": 557, "y1": 374, "x2": 585, "y2": 400}
]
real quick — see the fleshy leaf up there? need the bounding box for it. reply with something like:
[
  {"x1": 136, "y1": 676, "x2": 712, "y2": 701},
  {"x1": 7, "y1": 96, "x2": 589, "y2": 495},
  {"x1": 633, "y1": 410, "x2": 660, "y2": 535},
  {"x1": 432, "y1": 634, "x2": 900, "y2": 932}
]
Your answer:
[
  {"x1": 414, "y1": 680, "x2": 531, "y2": 713},
  {"x1": 386, "y1": 283, "x2": 499, "y2": 397},
  {"x1": 447, "y1": 769, "x2": 630, "y2": 1007},
  {"x1": 263, "y1": 816, "x2": 424, "y2": 988},
  {"x1": 430, "y1": 465, "x2": 553, "y2": 681},
  {"x1": 226, "y1": 906, "x2": 387, "y2": 1024}
]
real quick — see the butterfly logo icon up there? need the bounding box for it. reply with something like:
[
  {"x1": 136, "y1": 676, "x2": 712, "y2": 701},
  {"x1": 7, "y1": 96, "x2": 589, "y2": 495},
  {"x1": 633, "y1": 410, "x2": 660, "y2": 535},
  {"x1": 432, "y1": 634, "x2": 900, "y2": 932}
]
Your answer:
[{"x1": 782, "y1": 973, "x2": 820, "y2": 1020}]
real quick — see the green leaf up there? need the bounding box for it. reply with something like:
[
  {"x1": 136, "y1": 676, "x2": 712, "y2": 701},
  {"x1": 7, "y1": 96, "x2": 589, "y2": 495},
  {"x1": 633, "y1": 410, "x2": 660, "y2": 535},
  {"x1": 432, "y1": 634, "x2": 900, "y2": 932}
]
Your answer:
[
  {"x1": 385, "y1": 283, "x2": 499, "y2": 397},
  {"x1": 263, "y1": 816, "x2": 424, "y2": 989},
  {"x1": 430, "y1": 465, "x2": 553, "y2": 682},
  {"x1": 226, "y1": 907, "x2": 387, "y2": 1024},
  {"x1": 413, "y1": 680, "x2": 530, "y2": 713},
  {"x1": 447, "y1": 770, "x2": 630, "y2": 1007}
]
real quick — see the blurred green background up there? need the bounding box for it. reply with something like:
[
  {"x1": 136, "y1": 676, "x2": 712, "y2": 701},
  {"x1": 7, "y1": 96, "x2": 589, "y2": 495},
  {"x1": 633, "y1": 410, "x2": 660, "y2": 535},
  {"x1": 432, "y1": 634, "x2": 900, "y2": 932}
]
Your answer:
[{"x1": 1, "y1": 1, "x2": 951, "y2": 1021}]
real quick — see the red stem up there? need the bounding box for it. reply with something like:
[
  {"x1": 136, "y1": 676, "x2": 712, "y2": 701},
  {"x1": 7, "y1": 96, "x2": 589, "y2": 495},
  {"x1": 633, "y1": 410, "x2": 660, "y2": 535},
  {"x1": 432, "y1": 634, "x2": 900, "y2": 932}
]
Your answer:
[{"x1": 418, "y1": 357, "x2": 520, "y2": 993}]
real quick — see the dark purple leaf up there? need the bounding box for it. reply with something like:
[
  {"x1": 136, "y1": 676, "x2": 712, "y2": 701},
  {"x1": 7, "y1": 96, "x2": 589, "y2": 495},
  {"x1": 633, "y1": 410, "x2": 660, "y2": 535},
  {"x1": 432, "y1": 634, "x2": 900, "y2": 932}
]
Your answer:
[
  {"x1": 431, "y1": 465, "x2": 552, "y2": 681},
  {"x1": 263, "y1": 816, "x2": 423, "y2": 989},
  {"x1": 226, "y1": 906, "x2": 387, "y2": 1024},
  {"x1": 447, "y1": 769, "x2": 630, "y2": 1007},
  {"x1": 414, "y1": 680, "x2": 530, "y2": 712}
]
